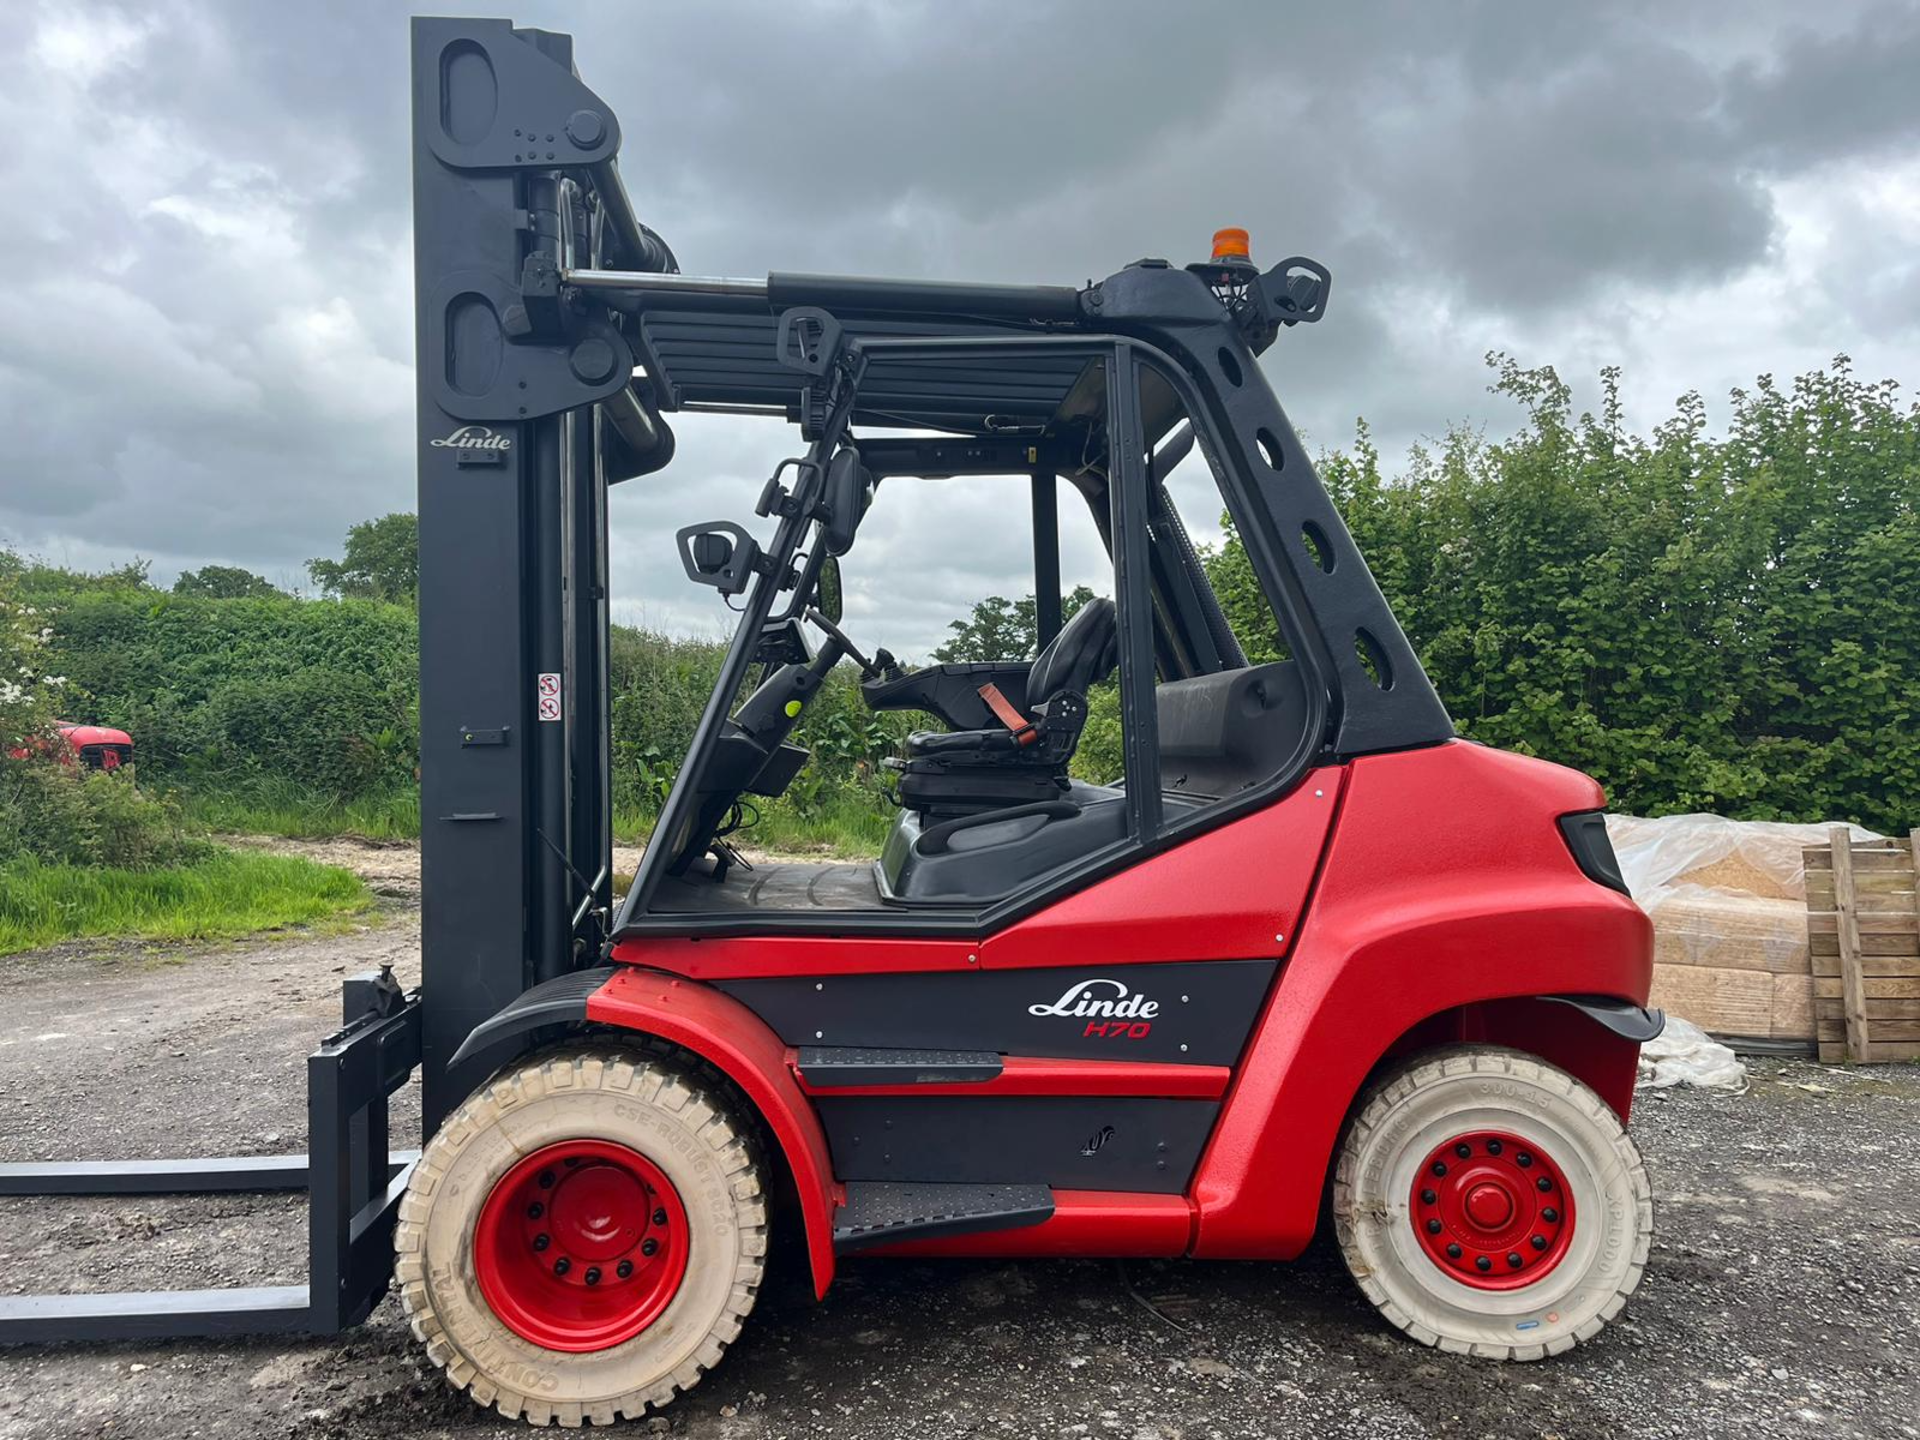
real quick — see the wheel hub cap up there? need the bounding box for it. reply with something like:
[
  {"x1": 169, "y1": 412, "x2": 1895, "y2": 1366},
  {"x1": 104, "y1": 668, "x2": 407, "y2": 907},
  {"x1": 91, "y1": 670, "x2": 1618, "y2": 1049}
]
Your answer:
[
  {"x1": 1410, "y1": 1129, "x2": 1575, "y2": 1290},
  {"x1": 474, "y1": 1138, "x2": 689, "y2": 1352}
]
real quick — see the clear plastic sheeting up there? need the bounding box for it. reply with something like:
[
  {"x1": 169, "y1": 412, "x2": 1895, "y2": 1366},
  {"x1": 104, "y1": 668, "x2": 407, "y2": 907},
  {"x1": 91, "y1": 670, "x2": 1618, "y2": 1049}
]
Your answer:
[
  {"x1": 1604, "y1": 813, "x2": 1884, "y2": 1044},
  {"x1": 1636, "y1": 1016, "x2": 1749, "y2": 1092},
  {"x1": 1605, "y1": 813, "x2": 1881, "y2": 903}
]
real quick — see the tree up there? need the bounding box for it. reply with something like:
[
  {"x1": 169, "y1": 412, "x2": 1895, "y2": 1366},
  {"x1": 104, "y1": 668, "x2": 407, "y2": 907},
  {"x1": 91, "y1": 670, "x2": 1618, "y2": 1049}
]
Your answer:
[
  {"x1": 173, "y1": 565, "x2": 279, "y2": 599},
  {"x1": 307, "y1": 513, "x2": 419, "y2": 602},
  {"x1": 933, "y1": 585, "x2": 1097, "y2": 663}
]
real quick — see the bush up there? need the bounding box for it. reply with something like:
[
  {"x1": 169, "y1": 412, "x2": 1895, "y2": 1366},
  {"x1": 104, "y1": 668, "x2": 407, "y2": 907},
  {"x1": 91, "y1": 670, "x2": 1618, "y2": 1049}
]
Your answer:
[
  {"x1": 0, "y1": 760, "x2": 207, "y2": 869},
  {"x1": 1207, "y1": 356, "x2": 1920, "y2": 833}
]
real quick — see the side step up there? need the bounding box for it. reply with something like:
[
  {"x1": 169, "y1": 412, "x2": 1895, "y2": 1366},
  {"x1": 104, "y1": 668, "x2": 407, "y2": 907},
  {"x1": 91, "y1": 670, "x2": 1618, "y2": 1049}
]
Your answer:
[
  {"x1": 797, "y1": 1046, "x2": 1001, "y2": 1087},
  {"x1": 833, "y1": 1181, "x2": 1053, "y2": 1254}
]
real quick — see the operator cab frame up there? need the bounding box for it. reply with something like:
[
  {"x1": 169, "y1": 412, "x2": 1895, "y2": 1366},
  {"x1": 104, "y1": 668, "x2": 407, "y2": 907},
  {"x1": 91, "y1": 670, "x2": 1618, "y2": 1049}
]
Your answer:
[{"x1": 613, "y1": 242, "x2": 1452, "y2": 938}]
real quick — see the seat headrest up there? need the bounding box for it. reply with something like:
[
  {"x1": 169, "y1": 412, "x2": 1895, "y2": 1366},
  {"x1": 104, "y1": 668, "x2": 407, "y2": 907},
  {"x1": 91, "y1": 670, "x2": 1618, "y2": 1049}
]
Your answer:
[{"x1": 1028, "y1": 597, "x2": 1117, "y2": 702}]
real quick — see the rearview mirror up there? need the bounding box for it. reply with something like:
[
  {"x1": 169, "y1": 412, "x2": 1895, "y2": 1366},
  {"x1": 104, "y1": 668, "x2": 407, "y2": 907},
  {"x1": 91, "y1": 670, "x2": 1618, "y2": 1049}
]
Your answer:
[
  {"x1": 819, "y1": 448, "x2": 871, "y2": 557},
  {"x1": 676, "y1": 520, "x2": 759, "y2": 596},
  {"x1": 813, "y1": 555, "x2": 844, "y2": 625}
]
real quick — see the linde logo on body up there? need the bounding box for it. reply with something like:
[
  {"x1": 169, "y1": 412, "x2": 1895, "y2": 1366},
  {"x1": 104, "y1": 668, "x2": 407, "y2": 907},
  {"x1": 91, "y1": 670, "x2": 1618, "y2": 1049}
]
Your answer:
[
  {"x1": 429, "y1": 425, "x2": 513, "y2": 453},
  {"x1": 1028, "y1": 978, "x2": 1160, "y2": 1040}
]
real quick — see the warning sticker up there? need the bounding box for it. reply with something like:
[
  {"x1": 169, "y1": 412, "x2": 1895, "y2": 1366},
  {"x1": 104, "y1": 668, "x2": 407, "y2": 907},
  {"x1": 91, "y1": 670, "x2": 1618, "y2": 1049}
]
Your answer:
[{"x1": 537, "y1": 672, "x2": 562, "y2": 722}]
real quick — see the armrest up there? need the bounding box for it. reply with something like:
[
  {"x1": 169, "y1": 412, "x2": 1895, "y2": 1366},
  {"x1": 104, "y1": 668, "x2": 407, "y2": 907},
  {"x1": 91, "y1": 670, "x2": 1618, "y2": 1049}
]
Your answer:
[{"x1": 862, "y1": 661, "x2": 1033, "y2": 730}]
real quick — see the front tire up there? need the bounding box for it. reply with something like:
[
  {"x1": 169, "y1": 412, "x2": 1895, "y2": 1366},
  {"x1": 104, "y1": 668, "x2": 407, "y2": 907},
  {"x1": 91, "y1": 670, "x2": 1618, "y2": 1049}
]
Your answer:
[
  {"x1": 1331, "y1": 1046, "x2": 1651, "y2": 1360},
  {"x1": 394, "y1": 1047, "x2": 767, "y2": 1426}
]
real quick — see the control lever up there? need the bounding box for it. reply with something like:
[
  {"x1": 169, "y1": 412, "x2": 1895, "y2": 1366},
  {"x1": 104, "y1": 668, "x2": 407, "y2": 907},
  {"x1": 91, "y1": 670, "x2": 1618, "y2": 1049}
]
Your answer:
[{"x1": 803, "y1": 607, "x2": 873, "y2": 675}]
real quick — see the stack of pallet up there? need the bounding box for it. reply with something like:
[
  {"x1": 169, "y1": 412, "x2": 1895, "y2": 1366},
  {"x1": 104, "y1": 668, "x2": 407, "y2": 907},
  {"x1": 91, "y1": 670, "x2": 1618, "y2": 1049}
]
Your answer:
[
  {"x1": 1804, "y1": 828, "x2": 1920, "y2": 1063},
  {"x1": 1613, "y1": 814, "x2": 1825, "y2": 1046}
]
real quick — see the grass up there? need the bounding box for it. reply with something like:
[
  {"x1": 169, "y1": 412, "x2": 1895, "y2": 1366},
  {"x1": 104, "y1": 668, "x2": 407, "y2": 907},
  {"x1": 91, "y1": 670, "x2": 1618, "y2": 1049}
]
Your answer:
[
  {"x1": 612, "y1": 783, "x2": 895, "y2": 858},
  {"x1": 175, "y1": 780, "x2": 421, "y2": 842},
  {"x1": 169, "y1": 772, "x2": 895, "y2": 858},
  {"x1": 0, "y1": 849, "x2": 375, "y2": 956}
]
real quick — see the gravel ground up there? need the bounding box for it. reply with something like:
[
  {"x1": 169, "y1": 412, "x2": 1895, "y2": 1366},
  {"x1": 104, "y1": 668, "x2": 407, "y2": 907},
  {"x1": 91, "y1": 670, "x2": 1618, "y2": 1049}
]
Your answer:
[{"x1": 1, "y1": 838, "x2": 1917, "y2": 1440}]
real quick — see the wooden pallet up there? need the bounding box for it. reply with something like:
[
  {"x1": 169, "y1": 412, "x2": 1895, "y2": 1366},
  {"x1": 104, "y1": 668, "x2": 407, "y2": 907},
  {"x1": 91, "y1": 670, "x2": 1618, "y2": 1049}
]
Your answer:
[{"x1": 1804, "y1": 827, "x2": 1920, "y2": 1063}]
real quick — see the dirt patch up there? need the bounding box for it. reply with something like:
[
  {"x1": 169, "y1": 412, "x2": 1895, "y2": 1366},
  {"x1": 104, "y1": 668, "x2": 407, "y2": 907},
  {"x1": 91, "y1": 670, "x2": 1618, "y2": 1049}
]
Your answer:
[{"x1": 1, "y1": 858, "x2": 1916, "y2": 1439}]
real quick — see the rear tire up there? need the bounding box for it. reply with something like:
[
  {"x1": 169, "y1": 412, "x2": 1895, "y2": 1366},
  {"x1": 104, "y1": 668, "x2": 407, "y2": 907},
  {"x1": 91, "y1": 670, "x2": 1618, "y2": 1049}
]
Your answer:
[
  {"x1": 1331, "y1": 1045, "x2": 1651, "y2": 1360},
  {"x1": 395, "y1": 1047, "x2": 767, "y2": 1426}
]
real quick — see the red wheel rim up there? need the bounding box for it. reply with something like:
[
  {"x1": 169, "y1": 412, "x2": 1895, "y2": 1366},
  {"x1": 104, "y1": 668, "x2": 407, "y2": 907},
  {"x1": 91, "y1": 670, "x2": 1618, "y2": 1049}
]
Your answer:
[
  {"x1": 474, "y1": 1139, "x2": 689, "y2": 1352},
  {"x1": 1408, "y1": 1130, "x2": 1575, "y2": 1290}
]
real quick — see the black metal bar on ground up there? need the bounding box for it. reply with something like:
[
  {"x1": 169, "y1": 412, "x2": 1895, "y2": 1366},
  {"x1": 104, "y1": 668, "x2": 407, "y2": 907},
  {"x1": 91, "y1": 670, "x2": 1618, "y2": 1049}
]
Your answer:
[
  {"x1": 0, "y1": 1154, "x2": 417, "y2": 1198},
  {"x1": 0, "y1": 1286, "x2": 311, "y2": 1344},
  {"x1": 1032, "y1": 471, "x2": 1062, "y2": 649},
  {"x1": 338, "y1": 1163, "x2": 416, "y2": 1331}
]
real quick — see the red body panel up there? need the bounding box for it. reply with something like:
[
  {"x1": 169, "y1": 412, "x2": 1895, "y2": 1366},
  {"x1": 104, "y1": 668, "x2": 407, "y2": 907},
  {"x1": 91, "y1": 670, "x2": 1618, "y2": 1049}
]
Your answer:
[
  {"x1": 792, "y1": 1055, "x2": 1230, "y2": 1100},
  {"x1": 609, "y1": 773, "x2": 1340, "y2": 979},
  {"x1": 584, "y1": 968, "x2": 842, "y2": 1298},
  {"x1": 977, "y1": 775, "x2": 1340, "y2": 968},
  {"x1": 593, "y1": 739, "x2": 1650, "y2": 1279},
  {"x1": 57, "y1": 723, "x2": 133, "y2": 750},
  {"x1": 1189, "y1": 740, "x2": 1651, "y2": 1259}
]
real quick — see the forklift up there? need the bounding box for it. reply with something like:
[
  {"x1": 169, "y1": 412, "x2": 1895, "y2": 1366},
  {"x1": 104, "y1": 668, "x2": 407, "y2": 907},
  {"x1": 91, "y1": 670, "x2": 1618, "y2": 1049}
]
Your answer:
[{"x1": 0, "y1": 17, "x2": 1661, "y2": 1427}]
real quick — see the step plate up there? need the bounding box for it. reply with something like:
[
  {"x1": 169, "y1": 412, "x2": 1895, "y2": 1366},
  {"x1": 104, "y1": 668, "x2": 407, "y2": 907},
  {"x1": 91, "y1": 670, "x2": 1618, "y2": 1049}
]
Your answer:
[
  {"x1": 797, "y1": 1046, "x2": 1002, "y2": 1087},
  {"x1": 833, "y1": 1181, "x2": 1054, "y2": 1254}
]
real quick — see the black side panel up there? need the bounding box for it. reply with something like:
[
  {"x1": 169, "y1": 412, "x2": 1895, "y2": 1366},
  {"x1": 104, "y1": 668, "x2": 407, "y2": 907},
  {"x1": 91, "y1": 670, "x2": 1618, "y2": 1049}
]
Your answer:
[
  {"x1": 716, "y1": 960, "x2": 1275, "y2": 1066},
  {"x1": 819, "y1": 1096, "x2": 1217, "y2": 1193}
]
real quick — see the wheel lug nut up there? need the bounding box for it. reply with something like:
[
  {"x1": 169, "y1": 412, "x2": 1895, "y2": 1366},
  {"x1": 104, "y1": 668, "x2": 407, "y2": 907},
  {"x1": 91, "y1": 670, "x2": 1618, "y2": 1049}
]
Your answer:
[
  {"x1": 1474, "y1": 1256, "x2": 1492, "y2": 1272},
  {"x1": 617, "y1": 1260, "x2": 633, "y2": 1279},
  {"x1": 1531, "y1": 1234, "x2": 1547, "y2": 1250},
  {"x1": 553, "y1": 1257, "x2": 571, "y2": 1276},
  {"x1": 527, "y1": 1202, "x2": 544, "y2": 1220},
  {"x1": 1515, "y1": 1153, "x2": 1533, "y2": 1168},
  {"x1": 1486, "y1": 1139, "x2": 1503, "y2": 1156},
  {"x1": 653, "y1": 1208, "x2": 668, "y2": 1225},
  {"x1": 1542, "y1": 1207, "x2": 1559, "y2": 1223},
  {"x1": 1431, "y1": 1161, "x2": 1448, "y2": 1177},
  {"x1": 1445, "y1": 1243, "x2": 1462, "y2": 1259},
  {"x1": 641, "y1": 1238, "x2": 659, "y2": 1257},
  {"x1": 584, "y1": 1266, "x2": 601, "y2": 1286},
  {"x1": 1454, "y1": 1143, "x2": 1471, "y2": 1159},
  {"x1": 1536, "y1": 1176, "x2": 1553, "y2": 1192},
  {"x1": 1506, "y1": 1252, "x2": 1523, "y2": 1268},
  {"x1": 1420, "y1": 1189, "x2": 1437, "y2": 1205},
  {"x1": 1426, "y1": 1219, "x2": 1443, "y2": 1235},
  {"x1": 533, "y1": 1233, "x2": 551, "y2": 1252},
  {"x1": 538, "y1": 1171, "x2": 556, "y2": 1188}
]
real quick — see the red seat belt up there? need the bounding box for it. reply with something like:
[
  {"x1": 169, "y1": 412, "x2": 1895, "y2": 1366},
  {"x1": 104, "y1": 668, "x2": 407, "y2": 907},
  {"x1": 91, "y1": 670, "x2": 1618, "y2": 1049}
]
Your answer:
[{"x1": 977, "y1": 682, "x2": 1039, "y2": 746}]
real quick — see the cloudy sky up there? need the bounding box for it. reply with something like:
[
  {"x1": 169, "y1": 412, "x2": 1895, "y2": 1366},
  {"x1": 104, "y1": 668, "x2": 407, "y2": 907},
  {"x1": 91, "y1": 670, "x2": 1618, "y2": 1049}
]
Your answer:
[{"x1": 3, "y1": 1, "x2": 1918, "y2": 656}]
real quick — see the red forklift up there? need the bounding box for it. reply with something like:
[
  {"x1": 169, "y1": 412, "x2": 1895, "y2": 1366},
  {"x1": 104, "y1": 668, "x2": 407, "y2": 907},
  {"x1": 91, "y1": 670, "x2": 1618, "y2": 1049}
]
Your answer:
[{"x1": 0, "y1": 17, "x2": 1658, "y2": 1427}]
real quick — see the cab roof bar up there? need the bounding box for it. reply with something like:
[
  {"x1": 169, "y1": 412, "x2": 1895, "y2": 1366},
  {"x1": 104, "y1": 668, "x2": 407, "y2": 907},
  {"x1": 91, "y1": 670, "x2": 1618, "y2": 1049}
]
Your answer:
[{"x1": 565, "y1": 267, "x2": 1087, "y2": 324}]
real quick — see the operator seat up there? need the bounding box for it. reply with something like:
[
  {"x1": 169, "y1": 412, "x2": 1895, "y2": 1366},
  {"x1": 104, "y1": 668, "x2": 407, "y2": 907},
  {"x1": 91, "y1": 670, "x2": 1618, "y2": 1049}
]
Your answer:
[{"x1": 890, "y1": 597, "x2": 1118, "y2": 817}]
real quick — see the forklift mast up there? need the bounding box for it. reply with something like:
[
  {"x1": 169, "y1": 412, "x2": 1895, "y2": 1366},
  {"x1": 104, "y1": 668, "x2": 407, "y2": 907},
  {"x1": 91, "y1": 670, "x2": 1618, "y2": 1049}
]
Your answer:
[
  {"x1": 409, "y1": 21, "x2": 1454, "y2": 1129},
  {"x1": 410, "y1": 18, "x2": 658, "y2": 1129}
]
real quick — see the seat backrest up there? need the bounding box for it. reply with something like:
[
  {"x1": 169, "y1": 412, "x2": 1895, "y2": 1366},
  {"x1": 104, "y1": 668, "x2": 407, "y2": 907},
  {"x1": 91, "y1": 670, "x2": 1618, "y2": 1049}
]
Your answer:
[{"x1": 1027, "y1": 597, "x2": 1118, "y2": 705}]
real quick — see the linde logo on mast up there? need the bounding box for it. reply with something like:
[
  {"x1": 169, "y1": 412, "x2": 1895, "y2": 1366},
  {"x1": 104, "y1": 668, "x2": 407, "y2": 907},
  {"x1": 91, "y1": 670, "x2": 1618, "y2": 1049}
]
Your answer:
[
  {"x1": 1027, "y1": 978, "x2": 1160, "y2": 1040},
  {"x1": 429, "y1": 425, "x2": 513, "y2": 453}
]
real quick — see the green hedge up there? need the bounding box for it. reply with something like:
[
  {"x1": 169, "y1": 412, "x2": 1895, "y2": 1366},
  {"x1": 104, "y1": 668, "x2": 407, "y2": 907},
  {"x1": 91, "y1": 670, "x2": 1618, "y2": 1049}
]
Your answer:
[
  {"x1": 15, "y1": 356, "x2": 1915, "y2": 839},
  {"x1": 46, "y1": 590, "x2": 418, "y2": 800},
  {"x1": 1208, "y1": 357, "x2": 1919, "y2": 833}
]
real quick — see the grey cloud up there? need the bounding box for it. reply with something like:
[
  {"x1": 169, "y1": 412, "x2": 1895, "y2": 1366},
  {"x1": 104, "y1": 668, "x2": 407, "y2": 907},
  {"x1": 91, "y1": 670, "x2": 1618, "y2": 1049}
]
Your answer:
[{"x1": 1, "y1": 0, "x2": 1918, "y2": 655}]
